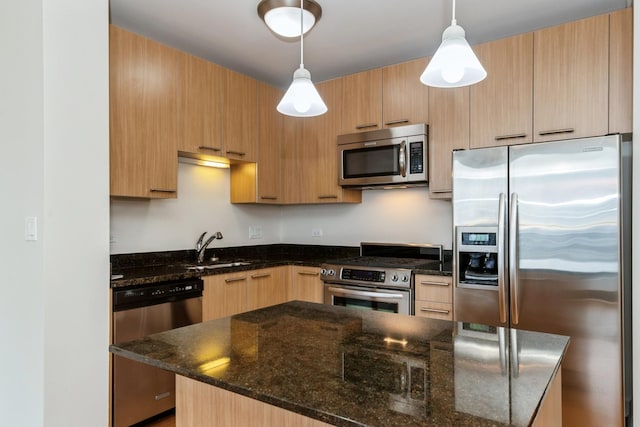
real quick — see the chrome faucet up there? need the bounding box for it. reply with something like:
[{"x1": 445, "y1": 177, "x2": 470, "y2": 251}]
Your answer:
[{"x1": 195, "y1": 231, "x2": 223, "y2": 264}]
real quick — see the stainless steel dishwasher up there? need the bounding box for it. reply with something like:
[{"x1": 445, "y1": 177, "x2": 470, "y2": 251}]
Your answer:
[{"x1": 112, "y1": 278, "x2": 203, "y2": 427}]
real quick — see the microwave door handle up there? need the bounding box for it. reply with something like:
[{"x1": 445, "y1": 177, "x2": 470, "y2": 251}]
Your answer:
[
  {"x1": 497, "y1": 192, "x2": 508, "y2": 324},
  {"x1": 327, "y1": 287, "x2": 405, "y2": 300},
  {"x1": 399, "y1": 140, "x2": 406, "y2": 177}
]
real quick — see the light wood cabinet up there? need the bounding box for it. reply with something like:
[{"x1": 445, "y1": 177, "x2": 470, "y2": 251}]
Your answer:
[
  {"x1": 247, "y1": 267, "x2": 287, "y2": 311},
  {"x1": 533, "y1": 14, "x2": 609, "y2": 142},
  {"x1": 203, "y1": 267, "x2": 288, "y2": 321},
  {"x1": 341, "y1": 68, "x2": 383, "y2": 134},
  {"x1": 230, "y1": 82, "x2": 283, "y2": 204},
  {"x1": 382, "y1": 58, "x2": 429, "y2": 128},
  {"x1": 470, "y1": 33, "x2": 533, "y2": 148},
  {"x1": 428, "y1": 86, "x2": 469, "y2": 199},
  {"x1": 414, "y1": 274, "x2": 453, "y2": 321},
  {"x1": 288, "y1": 266, "x2": 323, "y2": 303},
  {"x1": 223, "y1": 69, "x2": 257, "y2": 162},
  {"x1": 282, "y1": 78, "x2": 361, "y2": 205},
  {"x1": 203, "y1": 273, "x2": 248, "y2": 321},
  {"x1": 176, "y1": 51, "x2": 225, "y2": 157},
  {"x1": 609, "y1": 7, "x2": 633, "y2": 134},
  {"x1": 109, "y1": 25, "x2": 179, "y2": 198}
]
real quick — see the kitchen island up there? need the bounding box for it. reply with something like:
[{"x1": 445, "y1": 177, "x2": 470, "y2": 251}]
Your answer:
[{"x1": 110, "y1": 301, "x2": 568, "y2": 427}]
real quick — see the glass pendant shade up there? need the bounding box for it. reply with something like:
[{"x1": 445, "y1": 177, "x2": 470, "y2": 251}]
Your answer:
[
  {"x1": 277, "y1": 67, "x2": 327, "y2": 117},
  {"x1": 264, "y1": 7, "x2": 315, "y2": 37},
  {"x1": 421, "y1": 23, "x2": 486, "y2": 88}
]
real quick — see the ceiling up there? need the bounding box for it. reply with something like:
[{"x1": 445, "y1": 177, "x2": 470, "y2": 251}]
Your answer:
[{"x1": 109, "y1": 0, "x2": 631, "y2": 89}]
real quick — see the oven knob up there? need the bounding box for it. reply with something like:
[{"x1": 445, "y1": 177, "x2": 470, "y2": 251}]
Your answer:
[
  {"x1": 320, "y1": 268, "x2": 327, "y2": 276},
  {"x1": 401, "y1": 275, "x2": 409, "y2": 282},
  {"x1": 391, "y1": 274, "x2": 399, "y2": 282},
  {"x1": 328, "y1": 269, "x2": 336, "y2": 276}
]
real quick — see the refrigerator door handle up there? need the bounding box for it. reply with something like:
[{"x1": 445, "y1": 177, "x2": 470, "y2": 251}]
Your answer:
[
  {"x1": 497, "y1": 192, "x2": 508, "y2": 324},
  {"x1": 509, "y1": 192, "x2": 520, "y2": 325}
]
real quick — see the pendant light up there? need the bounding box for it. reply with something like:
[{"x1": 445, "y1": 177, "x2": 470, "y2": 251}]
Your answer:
[
  {"x1": 277, "y1": 0, "x2": 327, "y2": 117},
  {"x1": 420, "y1": 0, "x2": 486, "y2": 88}
]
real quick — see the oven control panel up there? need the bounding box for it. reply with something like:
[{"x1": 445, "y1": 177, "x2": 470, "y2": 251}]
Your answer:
[{"x1": 320, "y1": 264, "x2": 413, "y2": 289}]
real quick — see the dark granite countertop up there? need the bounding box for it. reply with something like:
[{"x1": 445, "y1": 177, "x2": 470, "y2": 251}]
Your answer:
[
  {"x1": 110, "y1": 301, "x2": 569, "y2": 427},
  {"x1": 110, "y1": 244, "x2": 452, "y2": 288}
]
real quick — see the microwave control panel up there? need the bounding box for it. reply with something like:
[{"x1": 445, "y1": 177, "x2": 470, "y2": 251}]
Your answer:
[{"x1": 409, "y1": 142, "x2": 424, "y2": 174}]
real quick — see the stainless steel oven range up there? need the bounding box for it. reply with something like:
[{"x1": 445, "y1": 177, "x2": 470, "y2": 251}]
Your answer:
[{"x1": 321, "y1": 243, "x2": 443, "y2": 315}]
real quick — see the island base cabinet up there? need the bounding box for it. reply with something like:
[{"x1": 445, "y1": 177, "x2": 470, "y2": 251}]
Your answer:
[{"x1": 176, "y1": 375, "x2": 332, "y2": 427}]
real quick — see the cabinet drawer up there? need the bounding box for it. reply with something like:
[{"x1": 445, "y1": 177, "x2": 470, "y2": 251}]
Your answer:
[
  {"x1": 415, "y1": 301, "x2": 453, "y2": 321},
  {"x1": 415, "y1": 275, "x2": 452, "y2": 303}
]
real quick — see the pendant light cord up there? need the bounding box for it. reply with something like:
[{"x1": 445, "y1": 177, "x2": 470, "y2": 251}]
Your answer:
[
  {"x1": 299, "y1": 0, "x2": 304, "y2": 69},
  {"x1": 451, "y1": 0, "x2": 457, "y2": 25}
]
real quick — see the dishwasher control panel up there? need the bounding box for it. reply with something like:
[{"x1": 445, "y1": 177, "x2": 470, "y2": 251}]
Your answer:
[{"x1": 113, "y1": 278, "x2": 203, "y2": 311}]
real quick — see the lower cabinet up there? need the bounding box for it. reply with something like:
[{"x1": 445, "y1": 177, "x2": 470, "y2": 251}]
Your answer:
[
  {"x1": 288, "y1": 266, "x2": 323, "y2": 303},
  {"x1": 203, "y1": 267, "x2": 288, "y2": 321},
  {"x1": 414, "y1": 274, "x2": 453, "y2": 321}
]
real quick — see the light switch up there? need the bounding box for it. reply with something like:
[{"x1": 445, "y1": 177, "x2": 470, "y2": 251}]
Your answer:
[{"x1": 25, "y1": 216, "x2": 37, "y2": 241}]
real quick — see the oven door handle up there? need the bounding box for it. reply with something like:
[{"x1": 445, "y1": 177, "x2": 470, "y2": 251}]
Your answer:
[{"x1": 327, "y1": 287, "x2": 405, "y2": 300}]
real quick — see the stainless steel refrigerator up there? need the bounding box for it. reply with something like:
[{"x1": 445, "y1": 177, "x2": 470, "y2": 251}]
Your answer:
[{"x1": 452, "y1": 134, "x2": 632, "y2": 427}]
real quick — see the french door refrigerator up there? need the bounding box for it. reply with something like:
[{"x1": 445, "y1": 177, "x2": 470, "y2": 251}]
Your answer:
[{"x1": 452, "y1": 134, "x2": 632, "y2": 427}]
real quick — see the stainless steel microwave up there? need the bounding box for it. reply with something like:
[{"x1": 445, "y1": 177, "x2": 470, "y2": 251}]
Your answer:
[{"x1": 337, "y1": 124, "x2": 428, "y2": 188}]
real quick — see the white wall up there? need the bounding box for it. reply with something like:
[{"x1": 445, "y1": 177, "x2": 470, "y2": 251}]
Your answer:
[
  {"x1": 0, "y1": 0, "x2": 110, "y2": 426},
  {"x1": 110, "y1": 165, "x2": 453, "y2": 254}
]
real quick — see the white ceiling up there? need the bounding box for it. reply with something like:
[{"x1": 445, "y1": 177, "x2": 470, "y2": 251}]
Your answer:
[{"x1": 109, "y1": 0, "x2": 630, "y2": 89}]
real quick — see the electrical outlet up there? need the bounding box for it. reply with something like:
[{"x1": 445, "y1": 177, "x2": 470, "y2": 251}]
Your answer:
[
  {"x1": 311, "y1": 228, "x2": 323, "y2": 237},
  {"x1": 109, "y1": 234, "x2": 117, "y2": 244},
  {"x1": 249, "y1": 226, "x2": 263, "y2": 239}
]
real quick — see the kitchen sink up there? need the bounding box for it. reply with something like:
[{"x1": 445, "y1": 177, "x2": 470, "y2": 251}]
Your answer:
[{"x1": 184, "y1": 261, "x2": 252, "y2": 271}]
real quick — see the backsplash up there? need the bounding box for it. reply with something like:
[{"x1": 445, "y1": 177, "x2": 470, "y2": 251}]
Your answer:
[{"x1": 110, "y1": 163, "x2": 453, "y2": 254}]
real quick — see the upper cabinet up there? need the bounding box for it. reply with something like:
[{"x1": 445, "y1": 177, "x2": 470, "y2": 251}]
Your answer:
[
  {"x1": 109, "y1": 25, "x2": 179, "y2": 198},
  {"x1": 428, "y1": 86, "x2": 469, "y2": 199},
  {"x1": 223, "y1": 69, "x2": 257, "y2": 162},
  {"x1": 470, "y1": 33, "x2": 533, "y2": 148},
  {"x1": 533, "y1": 14, "x2": 609, "y2": 142},
  {"x1": 177, "y1": 52, "x2": 225, "y2": 157},
  {"x1": 230, "y1": 82, "x2": 283, "y2": 204},
  {"x1": 382, "y1": 58, "x2": 430, "y2": 128},
  {"x1": 341, "y1": 68, "x2": 383, "y2": 134},
  {"x1": 341, "y1": 60, "x2": 429, "y2": 134},
  {"x1": 609, "y1": 7, "x2": 633, "y2": 134}
]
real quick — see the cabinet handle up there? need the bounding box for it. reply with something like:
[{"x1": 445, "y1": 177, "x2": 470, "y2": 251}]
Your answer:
[
  {"x1": 150, "y1": 188, "x2": 177, "y2": 193},
  {"x1": 420, "y1": 307, "x2": 450, "y2": 314},
  {"x1": 198, "y1": 145, "x2": 222, "y2": 152},
  {"x1": 538, "y1": 128, "x2": 574, "y2": 136},
  {"x1": 318, "y1": 195, "x2": 338, "y2": 199},
  {"x1": 494, "y1": 133, "x2": 527, "y2": 141},
  {"x1": 420, "y1": 281, "x2": 450, "y2": 287},
  {"x1": 225, "y1": 277, "x2": 246, "y2": 283},
  {"x1": 251, "y1": 273, "x2": 272, "y2": 279},
  {"x1": 226, "y1": 150, "x2": 246, "y2": 156},
  {"x1": 384, "y1": 119, "x2": 410, "y2": 126},
  {"x1": 298, "y1": 271, "x2": 320, "y2": 276},
  {"x1": 260, "y1": 196, "x2": 278, "y2": 200},
  {"x1": 355, "y1": 123, "x2": 379, "y2": 130}
]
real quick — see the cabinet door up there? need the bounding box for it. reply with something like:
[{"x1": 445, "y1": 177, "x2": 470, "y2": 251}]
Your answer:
[
  {"x1": 289, "y1": 266, "x2": 323, "y2": 303},
  {"x1": 609, "y1": 7, "x2": 632, "y2": 134},
  {"x1": 303, "y1": 78, "x2": 361, "y2": 204},
  {"x1": 247, "y1": 267, "x2": 287, "y2": 311},
  {"x1": 109, "y1": 25, "x2": 178, "y2": 198},
  {"x1": 533, "y1": 14, "x2": 609, "y2": 142},
  {"x1": 470, "y1": 34, "x2": 533, "y2": 148},
  {"x1": 177, "y1": 52, "x2": 224, "y2": 156},
  {"x1": 230, "y1": 82, "x2": 283, "y2": 204},
  {"x1": 428, "y1": 86, "x2": 470, "y2": 198},
  {"x1": 281, "y1": 115, "x2": 305, "y2": 204},
  {"x1": 382, "y1": 58, "x2": 429, "y2": 128},
  {"x1": 202, "y1": 273, "x2": 247, "y2": 321},
  {"x1": 224, "y1": 69, "x2": 257, "y2": 161},
  {"x1": 341, "y1": 68, "x2": 383, "y2": 134}
]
